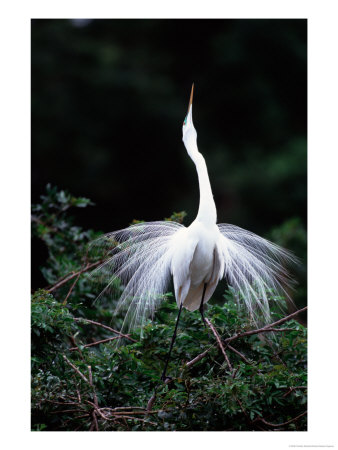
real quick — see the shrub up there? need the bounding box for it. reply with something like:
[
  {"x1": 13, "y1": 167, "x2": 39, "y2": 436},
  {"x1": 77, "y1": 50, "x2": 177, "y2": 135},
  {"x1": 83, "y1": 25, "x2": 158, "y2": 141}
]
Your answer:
[{"x1": 31, "y1": 186, "x2": 307, "y2": 431}]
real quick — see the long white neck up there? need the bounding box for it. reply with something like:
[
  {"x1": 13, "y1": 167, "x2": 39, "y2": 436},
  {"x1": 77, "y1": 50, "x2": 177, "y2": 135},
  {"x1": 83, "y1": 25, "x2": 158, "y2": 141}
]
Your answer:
[{"x1": 188, "y1": 142, "x2": 217, "y2": 225}]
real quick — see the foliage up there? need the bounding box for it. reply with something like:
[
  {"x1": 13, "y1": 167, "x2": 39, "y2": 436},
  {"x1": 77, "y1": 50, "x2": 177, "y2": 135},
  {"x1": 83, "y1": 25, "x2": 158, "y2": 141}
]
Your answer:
[
  {"x1": 31, "y1": 187, "x2": 307, "y2": 431},
  {"x1": 32, "y1": 184, "x2": 98, "y2": 283}
]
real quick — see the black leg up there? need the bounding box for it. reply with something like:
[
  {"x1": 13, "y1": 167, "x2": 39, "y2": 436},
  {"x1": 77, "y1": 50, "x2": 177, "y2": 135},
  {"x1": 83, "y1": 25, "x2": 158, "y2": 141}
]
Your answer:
[
  {"x1": 161, "y1": 302, "x2": 183, "y2": 381},
  {"x1": 199, "y1": 283, "x2": 207, "y2": 328}
]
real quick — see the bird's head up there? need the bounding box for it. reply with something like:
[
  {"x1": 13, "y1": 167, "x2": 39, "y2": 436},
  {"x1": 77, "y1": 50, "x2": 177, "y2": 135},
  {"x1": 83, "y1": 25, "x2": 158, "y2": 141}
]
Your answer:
[{"x1": 182, "y1": 84, "x2": 198, "y2": 155}]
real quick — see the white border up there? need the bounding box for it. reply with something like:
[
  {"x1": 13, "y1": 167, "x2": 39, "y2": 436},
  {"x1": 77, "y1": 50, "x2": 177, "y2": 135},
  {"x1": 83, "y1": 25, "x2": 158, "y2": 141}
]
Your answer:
[{"x1": 1, "y1": 1, "x2": 337, "y2": 448}]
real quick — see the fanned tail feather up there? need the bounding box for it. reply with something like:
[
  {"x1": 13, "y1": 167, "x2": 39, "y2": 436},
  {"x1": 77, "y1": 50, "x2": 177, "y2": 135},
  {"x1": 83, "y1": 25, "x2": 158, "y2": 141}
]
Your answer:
[
  {"x1": 90, "y1": 221, "x2": 184, "y2": 335},
  {"x1": 217, "y1": 223, "x2": 298, "y2": 323},
  {"x1": 90, "y1": 220, "x2": 298, "y2": 337}
]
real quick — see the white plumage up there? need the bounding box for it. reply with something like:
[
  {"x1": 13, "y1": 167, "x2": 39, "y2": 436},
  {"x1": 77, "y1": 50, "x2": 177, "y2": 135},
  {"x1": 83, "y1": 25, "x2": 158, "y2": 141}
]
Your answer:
[{"x1": 91, "y1": 84, "x2": 296, "y2": 339}]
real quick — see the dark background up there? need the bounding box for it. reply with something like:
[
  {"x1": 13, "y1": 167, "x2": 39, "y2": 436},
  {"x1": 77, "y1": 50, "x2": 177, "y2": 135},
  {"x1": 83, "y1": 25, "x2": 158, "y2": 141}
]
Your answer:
[{"x1": 31, "y1": 19, "x2": 307, "y2": 294}]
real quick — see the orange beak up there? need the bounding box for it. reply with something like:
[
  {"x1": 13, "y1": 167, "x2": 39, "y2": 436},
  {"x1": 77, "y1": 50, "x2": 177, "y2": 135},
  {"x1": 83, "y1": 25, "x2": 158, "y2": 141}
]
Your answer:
[{"x1": 188, "y1": 83, "x2": 194, "y2": 113}]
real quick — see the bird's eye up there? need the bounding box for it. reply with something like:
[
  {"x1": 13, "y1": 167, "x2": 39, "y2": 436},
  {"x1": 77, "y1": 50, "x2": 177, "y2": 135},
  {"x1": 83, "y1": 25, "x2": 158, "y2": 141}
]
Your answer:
[{"x1": 183, "y1": 116, "x2": 187, "y2": 126}]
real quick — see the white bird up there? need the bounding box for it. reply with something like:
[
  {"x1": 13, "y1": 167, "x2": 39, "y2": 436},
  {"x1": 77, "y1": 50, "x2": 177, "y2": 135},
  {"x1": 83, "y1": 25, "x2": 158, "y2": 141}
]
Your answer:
[{"x1": 92, "y1": 84, "x2": 296, "y2": 380}]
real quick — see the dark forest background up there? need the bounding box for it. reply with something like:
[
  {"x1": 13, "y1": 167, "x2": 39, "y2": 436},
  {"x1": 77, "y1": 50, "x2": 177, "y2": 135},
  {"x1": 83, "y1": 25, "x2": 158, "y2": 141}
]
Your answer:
[{"x1": 31, "y1": 18, "x2": 307, "y2": 294}]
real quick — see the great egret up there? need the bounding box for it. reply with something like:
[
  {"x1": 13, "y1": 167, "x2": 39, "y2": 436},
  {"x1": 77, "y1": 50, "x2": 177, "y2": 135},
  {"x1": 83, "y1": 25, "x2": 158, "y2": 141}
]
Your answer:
[{"x1": 92, "y1": 84, "x2": 296, "y2": 380}]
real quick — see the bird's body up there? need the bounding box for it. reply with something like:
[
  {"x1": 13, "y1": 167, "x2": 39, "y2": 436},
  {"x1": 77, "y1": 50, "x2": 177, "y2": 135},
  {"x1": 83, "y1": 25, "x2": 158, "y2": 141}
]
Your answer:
[
  {"x1": 92, "y1": 84, "x2": 297, "y2": 379},
  {"x1": 171, "y1": 220, "x2": 222, "y2": 311}
]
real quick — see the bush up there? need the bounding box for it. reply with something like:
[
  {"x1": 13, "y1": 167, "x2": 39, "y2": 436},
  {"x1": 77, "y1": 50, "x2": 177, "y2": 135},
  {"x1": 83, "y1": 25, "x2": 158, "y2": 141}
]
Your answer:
[{"x1": 31, "y1": 186, "x2": 307, "y2": 431}]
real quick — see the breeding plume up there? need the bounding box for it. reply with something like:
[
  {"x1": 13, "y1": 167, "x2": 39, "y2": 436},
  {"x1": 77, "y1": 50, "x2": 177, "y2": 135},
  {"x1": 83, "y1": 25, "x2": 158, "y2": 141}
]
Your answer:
[{"x1": 92, "y1": 84, "x2": 296, "y2": 379}]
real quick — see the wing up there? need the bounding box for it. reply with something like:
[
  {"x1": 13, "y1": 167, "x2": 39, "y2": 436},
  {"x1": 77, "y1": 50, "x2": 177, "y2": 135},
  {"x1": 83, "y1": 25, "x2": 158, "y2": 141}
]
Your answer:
[
  {"x1": 90, "y1": 221, "x2": 184, "y2": 334},
  {"x1": 217, "y1": 223, "x2": 298, "y2": 322}
]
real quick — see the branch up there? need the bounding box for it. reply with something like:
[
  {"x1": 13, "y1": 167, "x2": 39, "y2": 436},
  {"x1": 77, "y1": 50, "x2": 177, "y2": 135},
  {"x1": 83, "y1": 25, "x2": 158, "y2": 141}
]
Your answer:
[
  {"x1": 47, "y1": 260, "x2": 104, "y2": 293},
  {"x1": 88, "y1": 365, "x2": 99, "y2": 431},
  {"x1": 62, "y1": 355, "x2": 90, "y2": 385},
  {"x1": 86, "y1": 401, "x2": 158, "y2": 424},
  {"x1": 112, "y1": 410, "x2": 159, "y2": 416},
  {"x1": 254, "y1": 410, "x2": 307, "y2": 428},
  {"x1": 227, "y1": 344, "x2": 251, "y2": 364},
  {"x1": 62, "y1": 270, "x2": 82, "y2": 305},
  {"x1": 31, "y1": 214, "x2": 58, "y2": 232},
  {"x1": 146, "y1": 376, "x2": 174, "y2": 412},
  {"x1": 186, "y1": 348, "x2": 210, "y2": 368},
  {"x1": 259, "y1": 327, "x2": 298, "y2": 332},
  {"x1": 205, "y1": 318, "x2": 232, "y2": 371},
  {"x1": 283, "y1": 386, "x2": 307, "y2": 397},
  {"x1": 68, "y1": 336, "x2": 120, "y2": 352},
  {"x1": 86, "y1": 401, "x2": 110, "y2": 421},
  {"x1": 234, "y1": 395, "x2": 249, "y2": 420},
  {"x1": 224, "y1": 307, "x2": 307, "y2": 344},
  {"x1": 69, "y1": 336, "x2": 84, "y2": 359},
  {"x1": 262, "y1": 306, "x2": 308, "y2": 329},
  {"x1": 50, "y1": 408, "x2": 83, "y2": 414},
  {"x1": 73, "y1": 317, "x2": 137, "y2": 342},
  {"x1": 103, "y1": 406, "x2": 147, "y2": 412},
  {"x1": 118, "y1": 415, "x2": 157, "y2": 426},
  {"x1": 224, "y1": 327, "x2": 300, "y2": 343},
  {"x1": 185, "y1": 306, "x2": 308, "y2": 368}
]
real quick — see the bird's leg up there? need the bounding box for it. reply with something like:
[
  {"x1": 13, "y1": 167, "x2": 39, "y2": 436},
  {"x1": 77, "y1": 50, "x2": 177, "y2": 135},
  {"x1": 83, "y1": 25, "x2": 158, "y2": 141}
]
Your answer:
[
  {"x1": 199, "y1": 283, "x2": 207, "y2": 328},
  {"x1": 161, "y1": 302, "x2": 183, "y2": 381}
]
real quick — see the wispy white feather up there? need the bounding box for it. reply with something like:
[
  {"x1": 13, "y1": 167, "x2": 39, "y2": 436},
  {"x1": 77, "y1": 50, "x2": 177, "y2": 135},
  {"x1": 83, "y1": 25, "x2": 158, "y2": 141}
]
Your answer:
[
  {"x1": 90, "y1": 221, "x2": 184, "y2": 334},
  {"x1": 217, "y1": 224, "x2": 298, "y2": 322},
  {"x1": 91, "y1": 220, "x2": 297, "y2": 334}
]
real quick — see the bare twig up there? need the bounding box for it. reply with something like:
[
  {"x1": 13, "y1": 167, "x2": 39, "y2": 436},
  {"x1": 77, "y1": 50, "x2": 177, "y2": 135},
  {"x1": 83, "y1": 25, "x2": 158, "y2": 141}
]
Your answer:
[
  {"x1": 186, "y1": 348, "x2": 210, "y2": 368},
  {"x1": 231, "y1": 366, "x2": 240, "y2": 379},
  {"x1": 265, "y1": 337, "x2": 288, "y2": 369},
  {"x1": 47, "y1": 260, "x2": 104, "y2": 293},
  {"x1": 45, "y1": 400, "x2": 80, "y2": 406},
  {"x1": 119, "y1": 415, "x2": 157, "y2": 426},
  {"x1": 85, "y1": 401, "x2": 158, "y2": 423},
  {"x1": 254, "y1": 410, "x2": 307, "y2": 428},
  {"x1": 91, "y1": 410, "x2": 99, "y2": 431},
  {"x1": 205, "y1": 318, "x2": 232, "y2": 371},
  {"x1": 69, "y1": 336, "x2": 84, "y2": 359},
  {"x1": 283, "y1": 386, "x2": 307, "y2": 397},
  {"x1": 62, "y1": 355, "x2": 89, "y2": 384},
  {"x1": 263, "y1": 306, "x2": 307, "y2": 328},
  {"x1": 51, "y1": 409, "x2": 83, "y2": 414},
  {"x1": 73, "y1": 318, "x2": 137, "y2": 342},
  {"x1": 112, "y1": 410, "x2": 158, "y2": 416},
  {"x1": 31, "y1": 215, "x2": 58, "y2": 232},
  {"x1": 107, "y1": 406, "x2": 146, "y2": 412},
  {"x1": 223, "y1": 320, "x2": 306, "y2": 344},
  {"x1": 227, "y1": 344, "x2": 251, "y2": 364},
  {"x1": 260, "y1": 327, "x2": 298, "y2": 332},
  {"x1": 185, "y1": 307, "x2": 307, "y2": 368},
  {"x1": 86, "y1": 401, "x2": 110, "y2": 421},
  {"x1": 73, "y1": 413, "x2": 89, "y2": 420},
  {"x1": 62, "y1": 270, "x2": 82, "y2": 305},
  {"x1": 73, "y1": 413, "x2": 90, "y2": 420},
  {"x1": 235, "y1": 395, "x2": 249, "y2": 419},
  {"x1": 145, "y1": 376, "x2": 174, "y2": 413},
  {"x1": 68, "y1": 336, "x2": 120, "y2": 352}
]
